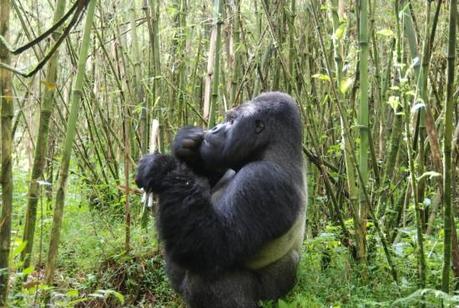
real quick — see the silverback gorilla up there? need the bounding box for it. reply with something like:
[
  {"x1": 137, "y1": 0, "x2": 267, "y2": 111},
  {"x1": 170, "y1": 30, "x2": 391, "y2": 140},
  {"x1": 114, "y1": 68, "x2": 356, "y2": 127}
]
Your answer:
[{"x1": 136, "y1": 92, "x2": 306, "y2": 307}]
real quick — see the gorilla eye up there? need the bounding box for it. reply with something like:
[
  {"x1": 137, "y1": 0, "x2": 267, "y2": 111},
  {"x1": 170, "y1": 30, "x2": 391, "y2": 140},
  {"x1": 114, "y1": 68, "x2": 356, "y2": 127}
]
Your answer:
[{"x1": 255, "y1": 120, "x2": 265, "y2": 134}]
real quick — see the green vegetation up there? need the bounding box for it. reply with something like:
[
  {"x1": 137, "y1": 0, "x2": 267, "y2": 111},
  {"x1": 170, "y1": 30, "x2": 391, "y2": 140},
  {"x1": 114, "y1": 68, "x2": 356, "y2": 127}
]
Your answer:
[{"x1": 0, "y1": 0, "x2": 458, "y2": 306}]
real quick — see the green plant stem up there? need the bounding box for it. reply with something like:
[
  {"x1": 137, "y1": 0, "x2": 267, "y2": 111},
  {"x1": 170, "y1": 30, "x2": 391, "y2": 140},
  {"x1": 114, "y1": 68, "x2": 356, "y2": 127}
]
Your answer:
[
  {"x1": 358, "y1": 0, "x2": 370, "y2": 265},
  {"x1": 21, "y1": 0, "x2": 67, "y2": 272},
  {"x1": 45, "y1": 0, "x2": 97, "y2": 284},
  {"x1": 441, "y1": 0, "x2": 457, "y2": 293}
]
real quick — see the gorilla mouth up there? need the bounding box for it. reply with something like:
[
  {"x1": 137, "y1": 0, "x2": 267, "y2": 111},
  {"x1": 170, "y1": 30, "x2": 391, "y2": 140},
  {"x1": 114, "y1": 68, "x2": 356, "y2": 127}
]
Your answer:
[{"x1": 203, "y1": 133, "x2": 221, "y2": 147}]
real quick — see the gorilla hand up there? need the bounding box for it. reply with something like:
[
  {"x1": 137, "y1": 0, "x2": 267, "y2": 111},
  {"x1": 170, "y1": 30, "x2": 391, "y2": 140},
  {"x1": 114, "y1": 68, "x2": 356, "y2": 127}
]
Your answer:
[
  {"x1": 173, "y1": 126, "x2": 228, "y2": 186},
  {"x1": 173, "y1": 126, "x2": 204, "y2": 164},
  {"x1": 135, "y1": 153, "x2": 176, "y2": 193}
]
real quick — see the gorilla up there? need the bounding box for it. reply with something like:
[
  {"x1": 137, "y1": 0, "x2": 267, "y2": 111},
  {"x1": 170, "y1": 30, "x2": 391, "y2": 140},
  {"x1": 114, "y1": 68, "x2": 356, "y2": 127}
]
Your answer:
[{"x1": 136, "y1": 92, "x2": 306, "y2": 308}]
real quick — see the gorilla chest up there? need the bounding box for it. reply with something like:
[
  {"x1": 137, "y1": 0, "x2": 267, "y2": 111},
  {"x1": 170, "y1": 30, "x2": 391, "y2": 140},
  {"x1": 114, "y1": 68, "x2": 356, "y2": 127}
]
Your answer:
[{"x1": 210, "y1": 169, "x2": 236, "y2": 205}]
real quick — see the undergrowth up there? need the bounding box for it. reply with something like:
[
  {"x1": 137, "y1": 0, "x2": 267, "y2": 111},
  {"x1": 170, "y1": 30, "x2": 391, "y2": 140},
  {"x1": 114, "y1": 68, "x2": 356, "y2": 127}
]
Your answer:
[{"x1": 7, "y1": 169, "x2": 459, "y2": 307}]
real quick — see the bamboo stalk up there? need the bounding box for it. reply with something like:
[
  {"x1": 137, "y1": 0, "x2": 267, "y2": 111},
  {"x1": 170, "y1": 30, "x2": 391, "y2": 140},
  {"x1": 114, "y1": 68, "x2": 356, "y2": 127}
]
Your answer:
[
  {"x1": 123, "y1": 89, "x2": 131, "y2": 254},
  {"x1": 21, "y1": 0, "x2": 67, "y2": 272},
  {"x1": 403, "y1": 0, "x2": 429, "y2": 221},
  {"x1": 441, "y1": 0, "x2": 457, "y2": 293},
  {"x1": 328, "y1": 0, "x2": 360, "y2": 251},
  {"x1": 45, "y1": 0, "x2": 97, "y2": 284},
  {"x1": 287, "y1": 0, "x2": 296, "y2": 94},
  {"x1": 418, "y1": 0, "x2": 443, "y2": 174},
  {"x1": 230, "y1": 0, "x2": 241, "y2": 106},
  {"x1": 149, "y1": 0, "x2": 161, "y2": 112},
  {"x1": 170, "y1": 0, "x2": 187, "y2": 125},
  {"x1": 0, "y1": 0, "x2": 13, "y2": 304},
  {"x1": 376, "y1": 2, "x2": 403, "y2": 221},
  {"x1": 368, "y1": 0, "x2": 383, "y2": 160},
  {"x1": 130, "y1": 1, "x2": 147, "y2": 154},
  {"x1": 403, "y1": 87, "x2": 427, "y2": 289},
  {"x1": 204, "y1": 0, "x2": 223, "y2": 127},
  {"x1": 357, "y1": 0, "x2": 370, "y2": 265}
]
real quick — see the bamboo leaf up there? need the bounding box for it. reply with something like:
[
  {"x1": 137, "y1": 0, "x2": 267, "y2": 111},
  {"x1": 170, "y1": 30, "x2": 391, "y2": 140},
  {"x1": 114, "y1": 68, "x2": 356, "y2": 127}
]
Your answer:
[
  {"x1": 405, "y1": 90, "x2": 416, "y2": 97},
  {"x1": 66, "y1": 289, "x2": 79, "y2": 297},
  {"x1": 40, "y1": 80, "x2": 57, "y2": 90},
  {"x1": 417, "y1": 171, "x2": 441, "y2": 181},
  {"x1": 387, "y1": 96, "x2": 400, "y2": 112},
  {"x1": 13, "y1": 240, "x2": 27, "y2": 257},
  {"x1": 312, "y1": 73, "x2": 331, "y2": 82},
  {"x1": 377, "y1": 29, "x2": 395, "y2": 37},
  {"x1": 22, "y1": 266, "x2": 34, "y2": 276},
  {"x1": 37, "y1": 180, "x2": 52, "y2": 186},
  {"x1": 334, "y1": 22, "x2": 347, "y2": 40},
  {"x1": 105, "y1": 290, "x2": 125, "y2": 304},
  {"x1": 339, "y1": 77, "x2": 353, "y2": 94}
]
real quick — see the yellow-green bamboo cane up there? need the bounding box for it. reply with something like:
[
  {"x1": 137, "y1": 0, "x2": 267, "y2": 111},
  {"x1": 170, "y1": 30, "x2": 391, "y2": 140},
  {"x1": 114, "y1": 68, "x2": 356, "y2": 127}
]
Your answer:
[
  {"x1": 45, "y1": 0, "x2": 97, "y2": 284},
  {"x1": 357, "y1": 0, "x2": 370, "y2": 264},
  {"x1": 21, "y1": 0, "x2": 67, "y2": 271},
  {"x1": 203, "y1": 0, "x2": 223, "y2": 127},
  {"x1": 442, "y1": 0, "x2": 457, "y2": 293}
]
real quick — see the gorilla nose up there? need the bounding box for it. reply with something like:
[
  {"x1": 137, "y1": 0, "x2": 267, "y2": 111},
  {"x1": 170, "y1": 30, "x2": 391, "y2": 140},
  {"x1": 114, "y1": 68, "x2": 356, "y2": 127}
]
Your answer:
[{"x1": 209, "y1": 124, "x2": 224, "y2": 134}]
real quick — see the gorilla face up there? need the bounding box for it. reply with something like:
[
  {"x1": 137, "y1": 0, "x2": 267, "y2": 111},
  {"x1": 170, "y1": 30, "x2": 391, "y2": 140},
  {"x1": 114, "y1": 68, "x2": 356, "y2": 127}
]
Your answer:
[
  {"x1": 200, "y1": 103, "x2": 269, "y2": 170},
  {"x1": 200, "y1": 93, "x2": 301, "y2": 170}
]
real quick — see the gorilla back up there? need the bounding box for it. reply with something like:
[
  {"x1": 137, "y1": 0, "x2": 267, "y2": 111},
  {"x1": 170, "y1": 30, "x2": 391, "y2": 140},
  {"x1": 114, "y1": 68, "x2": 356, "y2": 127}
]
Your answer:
[{"x1": 136, "y1": 92, "x2": 306, "y2": 308}]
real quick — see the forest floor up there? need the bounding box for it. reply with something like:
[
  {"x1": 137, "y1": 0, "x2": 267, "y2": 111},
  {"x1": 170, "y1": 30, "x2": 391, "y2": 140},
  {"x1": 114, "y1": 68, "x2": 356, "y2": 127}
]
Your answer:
[{"x1": 8, "y1": 170, "x2": 456, "y2": 307}]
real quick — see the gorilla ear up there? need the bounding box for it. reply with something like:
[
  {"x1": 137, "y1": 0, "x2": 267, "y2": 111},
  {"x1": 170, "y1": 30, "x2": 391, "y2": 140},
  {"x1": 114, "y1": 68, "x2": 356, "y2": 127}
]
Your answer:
[{"x1": 255, "y1": 119, "x2": 265, "y2": 134}]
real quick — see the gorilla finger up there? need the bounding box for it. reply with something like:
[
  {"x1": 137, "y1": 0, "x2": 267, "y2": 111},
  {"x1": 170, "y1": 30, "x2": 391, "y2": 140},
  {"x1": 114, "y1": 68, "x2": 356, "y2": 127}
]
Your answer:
[
  {"x1": 175, "y1": 148, "x2": 196, "y2": 159},
  {"x1": 188, "y1": 130, "x2": 204, "y2": 140},
  {"x1": 189, "y1": 133, "x2": 204, "y2": 142},
  {"x1": 182, "y1": 138, "x2": 200, "y2": 149},
  {"x1": 182, "y1": 138, "x2": 195, "y2": 148},
  {"x1": 181, "y1": 132, "x2": 203, "y2": 143}
]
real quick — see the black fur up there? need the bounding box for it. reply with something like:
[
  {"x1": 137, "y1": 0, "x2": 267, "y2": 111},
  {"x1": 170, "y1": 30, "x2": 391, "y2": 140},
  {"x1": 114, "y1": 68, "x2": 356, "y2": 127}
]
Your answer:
[{"x1": 136, "y1": 92, "x2": 306, "y2": 307}]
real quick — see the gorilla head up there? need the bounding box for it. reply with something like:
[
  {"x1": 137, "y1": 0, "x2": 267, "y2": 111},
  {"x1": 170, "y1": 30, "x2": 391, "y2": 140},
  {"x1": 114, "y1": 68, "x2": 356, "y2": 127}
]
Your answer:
[{"x1": 200, "y1": 92, "x2": 302, "y2": 170}]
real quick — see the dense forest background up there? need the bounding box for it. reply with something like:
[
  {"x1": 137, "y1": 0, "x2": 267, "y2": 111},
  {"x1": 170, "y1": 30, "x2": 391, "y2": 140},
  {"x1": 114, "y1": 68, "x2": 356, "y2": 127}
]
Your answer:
[{"x1": 0, "y1": 0, "x2": 458, "y2": 306}]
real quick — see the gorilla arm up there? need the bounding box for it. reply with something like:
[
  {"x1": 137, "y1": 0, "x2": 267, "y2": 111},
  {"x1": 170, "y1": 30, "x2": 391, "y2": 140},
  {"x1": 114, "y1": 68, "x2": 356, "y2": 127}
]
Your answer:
[{"x1": 156, "y1": 161, "x2": 302, "y2": 273}]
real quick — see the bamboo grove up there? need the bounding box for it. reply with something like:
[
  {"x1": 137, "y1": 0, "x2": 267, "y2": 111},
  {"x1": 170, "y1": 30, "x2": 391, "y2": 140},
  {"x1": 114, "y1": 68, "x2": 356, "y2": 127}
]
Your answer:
[{"x1": 0, "y1": 0, "x2": 458, "y2": 305}]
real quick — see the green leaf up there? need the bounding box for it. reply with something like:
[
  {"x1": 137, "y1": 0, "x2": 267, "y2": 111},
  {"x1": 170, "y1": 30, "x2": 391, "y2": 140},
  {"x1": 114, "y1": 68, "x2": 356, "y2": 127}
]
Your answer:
[
  {"x1": 22, "y1": 266, "x2": 34, "y2": 276},
  {"x1": 66, "y1": 289, "x2": 79, "y2": 297},
  {"x1": 377, "y1": 29, "x2": 395, "y2": 37},
  {"x1": 93, "y1": 289, "x2": 125, "y2": 305},
  {"x1": 108, "y1": 290, "x2": 125, "y2": 304},
  {"x1": 387, "y1": 96, "x2": 400, "y2": 112},
  {"x1": 339, "y1": 77, "x2": 353, "y2": 94},
  {"x1": 334, "y1": 22, "x2": 347, "y2": 40},
  {"x1": 312, "y1": 74, "x2": 330, "y2": 82},
  {"x1": 13, "y1": 240, "x2": 27, "y2": 257},
  {"x1": 405, "y1": 90, "x2": 416, "y2": 97}
]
